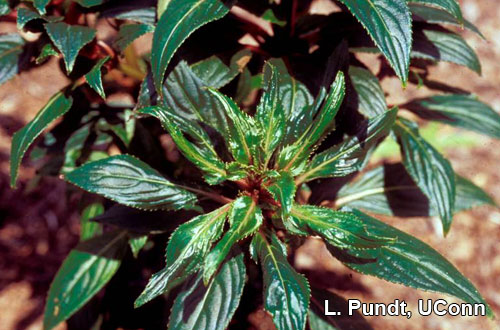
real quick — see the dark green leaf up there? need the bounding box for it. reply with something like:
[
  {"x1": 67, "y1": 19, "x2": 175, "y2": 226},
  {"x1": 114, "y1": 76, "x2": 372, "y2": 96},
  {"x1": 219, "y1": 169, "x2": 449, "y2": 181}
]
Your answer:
[
  {"x1": 410, "y1": 0, "x2": 463, "y2": 22},
  {"x1": 36, "y1": 43, "x2": 59, "y2": 64},
  {"x1": 0, "y1": 33, "x2": 25, "y2": 86},
  {"x1": 298, "y1": 108, "x2": 397, "y2": 183},
  {"x1": 410, "y1": 4, "x2": 482, "y2": 38},
  {"x1": 129, "y1": 235, "x2": 148, "y2": 258},
  {"x1": 168, "y1": 251, "x2": 246, "y2": 330},
  {"x1": 10, "y1": 92, "x2": 73, "y2": 187},
  {"x1": 348, "y1": 66, "x2": 387, "y2": 118},
  {"x1": 207, "y1": 88, "x2": 261, "y2": 165},
  {"x1": 33, "y1": 0, "x2": 50, "y2": 15},
  {"x1": 203, "y1": 196, "x2": 262, "y2": 282},
  {"x1": 404, "y1": 94, "x2": 500, "y2": 139},
  {"x1": 61, "y1": 123, "x2": 92, "y2": 174},
  {"x1": 338, "y1": 0, "x2": 412, "y2": 83},
  {"x1": 74, "y1": 0, "x2": 108, "y2": 7},
  {"x1": 151, "y1": 0, "x2": 234, "y2": 93},
  {"x1": 0, "y1": 0, "x2": 9, "y2": 16},
  {"x1": 252, "y1": 230, "x2": 310, "y2": 330},
  {"x1": 17, "y1": 7, "x2": 62, "y2": 30},
  {"x1": 308, "y1": 288, "x2": 373, "y2": 330},
  {"x1": 191, "y1": 49, "x2": 252, "y2": 89},
  {"x1": 276, "y1": 72, "x2": 345, "y2": 174},
  {"x1": 138, "y1": 106, "x2": 229, "y2": 184},
  {"x1": 65, "y1": 154, "x2": 197, "y2": 211},
  {"x1": 394, "y1": 118, "x2": 456, "y2": 233},
  {"x1": 43, "y1": 230, "x2": 128, "y2": 330},
  {"x1": 80, "y1": 203, "x2": 104, "y2": 241},
  {"x1": 101, "y1": 6, "x2": 156, "y2": 25},
  {"x1": 45, "y1": 22, "x2": 96, "y2": 73},
  {"x1": 331, "y1": 209, "x2": 493, "y2": 318},
  {"x1": 114, "y1": 24, "x2": 155, "y2": 52},
  {"x1": 135, "y1": 204, "x2": 230, "y2": 307},
  {"x1": 256, "y1": 63, "x2": 286, "y2": 166},
  {"x1": 412, "y1": 28, "x2": 481, "y2": 74},
  {"x1": 287, "y1": 205, "x2": 393, "y2": 249},
  {"x1": 85, "y1": 56, "x2": 110, "y2": 99},
  {"x1": 336, "y1": 164, "x2": 496, "y2": 216}
]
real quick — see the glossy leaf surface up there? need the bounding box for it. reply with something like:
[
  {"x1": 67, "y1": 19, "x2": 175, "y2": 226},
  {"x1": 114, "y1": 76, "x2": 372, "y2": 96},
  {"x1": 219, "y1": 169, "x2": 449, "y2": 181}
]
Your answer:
[
  {"x1": 85, "y1": 56, "x2": 110, "y2": 99},
  {"x1": 0, "y1": 33, "x2": 24, "y2": 86}
]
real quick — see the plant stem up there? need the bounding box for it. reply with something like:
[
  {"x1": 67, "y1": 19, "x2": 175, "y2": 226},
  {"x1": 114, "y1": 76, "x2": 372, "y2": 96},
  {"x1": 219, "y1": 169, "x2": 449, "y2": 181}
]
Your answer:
[{"x1": 179, "y1": 185, "x2": 234, "y2": 204}]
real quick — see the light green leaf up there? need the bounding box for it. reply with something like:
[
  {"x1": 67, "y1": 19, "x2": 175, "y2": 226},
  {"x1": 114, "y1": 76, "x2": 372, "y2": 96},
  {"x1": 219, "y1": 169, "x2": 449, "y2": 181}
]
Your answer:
[
  {"x1": 261, "y1": 9, "x2": 286, "y2": 26},
  {"x1": 43, "y1": 230, "x2": 128, "y2": 330},
  {"x1": 394, "y1": 118, "x2": 456, "y2": 234},
  {"x1": 331, "y1": 209, "x2": 493, "y2": 318},
  {"x1": 65, "y1": 154, "x2": 198, "y2": 211},
  {"x1": 80, "y1": 203, "x2": 104, "y2": 241},
  {"x1": 36, "y1": 43, "x2": 59, "y2": 64},
  {"x1": 265, "y1": 171, "x2": 296, "y2": 217},
  {"x1": 348, "y1": 66, "x2": 387, "y2": 118},
  {"x1": 252, "y1": 230, "x2": 310, "y2": 330},
  {"x1": 0, "y1": 0, "x2": 10, "y2": 16},
  {"x1": 191, "y1": 49, "x2": 252, "y2": 89},
  {"x1": 114, "y1": 23, "x2": 155, "y2": 52},
  {"x1": 129, "y1": 235, "x2": 148, "y2": 258},
  {"x1": 410, "y1": 0, "x2": 462, "y2": 22},
  {"x1": 45, "y1": 22, "x2": 96, "y2": 73},
  {"x1": 151, "y1": 0, "x2": 234, "y2": 93},
  {"x1": 0, "y1": 33, "x2": 25, "y2": 86},
  {"x1": 135, "y1": 204, "x2": 230, "y2": 307},
  {"x1": 137, "y1": 106, "x2": 228, "y2": 184},
  {"x1": 287, "y1": 205, "x2": 393, "y2": 249},
  {"x1": 404, "y1": 94, "x2": 500, "y2": 139},
  {"x1": 276, "y1": 71, "x2": 345, "y2": 174},
  {"x1": 256, "y1": 63, "x2": 286, "y2": 166},
  {"x1": 203, "y1": 196, "x2": 262, "y2": 283},
  {"x1": 298, "y1": 108, "x2": 397, "y2": 183},
  {"x1": 85, "y1": 56, "x2": 110, "y2": 99},
  {"x1": 412, "y1": 28, "x2": 481, "y2": 74},
  {"x1": 157, "y1": 0, "x2": 171, "y2": 18},
  {"x1": 410, "y1": 4, "x2": 482, "y2": 38},
  {"x1": 10, "y1": 92, "x2": 73, "y2": 188},
  {"x1": 336, "y1": 165, "x2": 496, "y2": 215},
  {"x1": 168, "y1": 251, "x2": 246, "y2": 330},
  {"x1": 207, "y1": 88, "x2": 261, "y2": 165},
  {"x1": 338, "y1": 0, "x2": 412, "y2": 83}
]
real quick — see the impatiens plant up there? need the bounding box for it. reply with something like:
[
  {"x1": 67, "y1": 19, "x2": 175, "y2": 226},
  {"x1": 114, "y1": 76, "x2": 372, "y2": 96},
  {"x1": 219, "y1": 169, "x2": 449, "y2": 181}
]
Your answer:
[{"x1": 4, "y1": 0, "x2": 499, "y2": 328}]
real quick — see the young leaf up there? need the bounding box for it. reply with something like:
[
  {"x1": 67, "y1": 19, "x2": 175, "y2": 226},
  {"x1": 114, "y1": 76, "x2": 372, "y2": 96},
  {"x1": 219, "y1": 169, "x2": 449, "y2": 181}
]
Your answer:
[
  {"x1": 168, "y1": 250, "x2": 246, "y2": 330},
  {"x1": 207, "y1": 88, "x2": 261, "y2": 165},
  {"x1": 135, "y1": 204, "x2": 230, "y2": 307},
  {"x1": 404, "y1": 94, "x2": 500, "y2": 139},
  {"x1": 410, "y1": 4, "x2": 483, "y2": 38},
  {"x1": 151, "y1": 0, "x2": 234, "y2": 93},
  {"x1": 0, "y1": 33, "x2": 25, "y2": 86},
  {"x1": 336, "y1": 164, "x2": 496, "y2": 216},
  {"x1": 33, "y1": 0, "x2": 50, "y2": 15},
  {"x1": 308, "y1": 288, "x2": 372, "y2": 330},
  {"x1": 10, "y1": 92, "x2": 73, "y2": 188},
  {"x1": 251, "y1": 230, "x2": 310, "y2": 330},
  {"x1": 256, "y1": 63, "x2": 286, "y2": 166},
  {"x1": 348, "y1": 66, "x2": 387, "y2": 118},
  {"x1": 85, "y1": 56, "x2": 110, "y2": 99},
  {"x1": 265, "y1": 171, "x2": 296, "y2": 217},
  {"x1": 297, "y1": 108, "x2": 397, "y2": 183},
  {"x1": 330, "y1": 209, "x2": 493, "y2": 318},
  {"x1": 65, "y1": 154, "x2": 198, "y2": 211},
  {"x1": 412, "y1": 27, "x2": 481, "y2": 74},
  {"x1": 137, "y1": 106, "x2": 228, "y2": 184},
  {"x1": 36, "y1": 43, "x2": 59, "y2": 64},
  {"x1": 203, "y1": 196, "x2": 262, "y2": 283},
  {"x1": 338, "y1": 0, "x2": 412, "y2": 83},
  {"x1": 277, "y1": 72, "x2": 345, "y2": 173},
  {"x1": 114, "y1": 23, "x2": 155, "y2": 52},
  {"x1": 410, "y1": 0, "x2": 463, "y2": 23},
  {"x1": 43, "y1": 230, "x2": 128, "y2": 330},
  {"x1": 191, "y1": 49, "x2": 252, "y2": 89},
  {"x1": 287, "y1": 205, "x2": 393, "y2": 249},
  {"x1": 394, "y1": 118, "x2": 456, "y2": 234},
  {"x1": 129, "y1": 235, "x2": 148, "y2": 258},
  {"x1": 80, "y1": 203, "x2": 104, "y2": 241},
  {"x1": 45, "y1": 22, "x2": 96, "y2": 73},
  {"x1": 266, "y1": 59, "x2": 315, "y2": 146}
]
